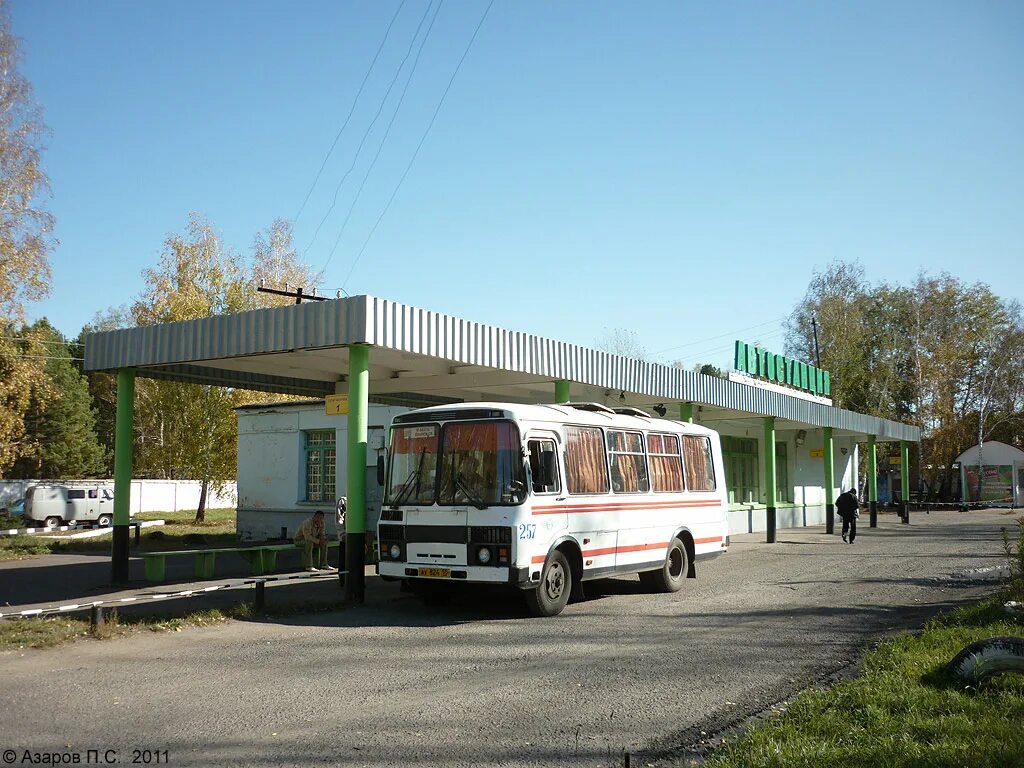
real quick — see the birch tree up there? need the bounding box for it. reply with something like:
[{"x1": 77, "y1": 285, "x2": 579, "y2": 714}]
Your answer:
[{"x1": 0, "y1": 4, "x2": 56, "y2": 473}]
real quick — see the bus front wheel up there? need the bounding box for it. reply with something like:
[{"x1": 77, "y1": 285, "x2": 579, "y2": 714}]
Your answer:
[
  {"x1": 525, "y1": 550, "x2": 572, "y2": 617},
  {"x1": 639, "y1": 537, "x2": 688, "y2": 593}
]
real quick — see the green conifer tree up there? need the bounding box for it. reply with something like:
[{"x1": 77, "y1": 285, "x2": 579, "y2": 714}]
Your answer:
[{"x1": 11, "y1": 320, "x2": 107, "y2": 479}]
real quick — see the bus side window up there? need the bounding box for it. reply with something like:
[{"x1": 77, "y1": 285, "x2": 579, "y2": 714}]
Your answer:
[{"x1": 528, "y1": 439, "x2": 560, "y2": 494}]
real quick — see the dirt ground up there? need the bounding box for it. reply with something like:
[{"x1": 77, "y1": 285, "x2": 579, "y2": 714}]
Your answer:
[{"x1": 0, "y1": 509, "x2": 1016, "y2": 767}]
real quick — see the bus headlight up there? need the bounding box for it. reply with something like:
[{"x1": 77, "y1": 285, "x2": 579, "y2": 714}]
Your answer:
[
  {"x1": 477, "y1": 547, "x2": 492, "y2": 565},
  {"x1": 390, "y1": 544, "x2": 402, "y2": 560}
]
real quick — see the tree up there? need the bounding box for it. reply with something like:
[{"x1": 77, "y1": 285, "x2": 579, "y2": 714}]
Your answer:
[
  {"x1": 784, "y1": 261, "x2": 1024, "y2": 502},
  {"x1": 595, "y1": 328, "x2": 648, "y2": 360},
  {"x1": 0, "y1": 4, "x2": 56, "y2": 474},
  {"x1": 10, "y1": 320, "x2": 106, "y2": 478},
  {"x1": 785, "y1": 262, "x2": 875, "y2": 412},
  {"x1": 132, "y1": 215, "x2": 246, "y2": 521},
  {"x1": 74, "y1": 306, "x2": 133, "y2": 474},
  {"x1": 247, "y1": 218, "x2": 321, "y2": 307},
  {"x1": 694, "y1": 363, "x2": 724, "y2": 378},
  {"x1": 128, "y1": 215, "x2": 323, "y2": 521}
]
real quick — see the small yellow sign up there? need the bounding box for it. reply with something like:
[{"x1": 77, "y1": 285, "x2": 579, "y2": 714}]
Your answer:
[
  {"x1": 889, "y1": 456, "x2": 901, "y2": 465},
  {"x1": 809, "y1": 448, "x2": 824, "y2": 458},
  {"x1": 325, "y1": 394, "x2": 349, "y2": 416}
]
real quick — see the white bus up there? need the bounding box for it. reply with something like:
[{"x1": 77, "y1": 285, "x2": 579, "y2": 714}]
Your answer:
[{"x1": 376, "y1": 402, "x2": 729, "y2": 616}]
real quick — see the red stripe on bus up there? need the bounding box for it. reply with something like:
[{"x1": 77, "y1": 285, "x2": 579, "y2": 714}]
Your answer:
[
  {"x1": 694, "y1": 536, "x2": 723, "y2": 544},
  {"x1": 532, "y1": 541, "x2": 672, "y2": 564},
  {"x1": 532, "y1": 501, "x2": 720, "y2": 516}
]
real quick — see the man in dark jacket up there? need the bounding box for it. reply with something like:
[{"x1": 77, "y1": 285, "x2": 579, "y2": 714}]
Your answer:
[{"x1": 835, "y1": 488, "x2": 860, "y2": 544}]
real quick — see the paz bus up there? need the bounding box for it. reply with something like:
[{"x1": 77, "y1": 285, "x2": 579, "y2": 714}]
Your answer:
[{"x1": 376, "y1": 401, "x2": 729, "y2": 616}]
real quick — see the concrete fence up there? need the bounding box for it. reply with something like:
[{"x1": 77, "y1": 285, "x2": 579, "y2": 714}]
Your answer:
[{"x1": 0, "y1": 479, "x2": 237, "y2": 515}]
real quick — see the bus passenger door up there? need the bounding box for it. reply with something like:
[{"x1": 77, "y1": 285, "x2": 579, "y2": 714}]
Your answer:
[{"x1": 526, "y1": 434, "x2": 566, "y2": 561}]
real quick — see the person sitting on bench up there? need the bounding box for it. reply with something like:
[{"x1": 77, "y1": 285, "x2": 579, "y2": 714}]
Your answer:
[{"x1": 294, "y1": 510, "x2": 333, "y2": 571}]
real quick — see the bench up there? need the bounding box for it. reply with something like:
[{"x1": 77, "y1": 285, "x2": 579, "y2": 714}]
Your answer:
[{"x1": 142, "y1": 541, "x2": 341, "y2": 582}]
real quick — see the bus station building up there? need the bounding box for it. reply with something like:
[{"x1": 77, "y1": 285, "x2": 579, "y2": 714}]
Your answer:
[{"x1": 84, "y1": 294, "x2": 920, "y2": 600}]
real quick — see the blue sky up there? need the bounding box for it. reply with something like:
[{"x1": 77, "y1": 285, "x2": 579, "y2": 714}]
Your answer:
[{"x1": 12, "y1": 0, "x2": 1024, "y2": 371}]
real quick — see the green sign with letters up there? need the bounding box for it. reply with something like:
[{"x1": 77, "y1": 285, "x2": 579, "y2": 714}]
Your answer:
[{"x1": 734, "y1": 341, "x2": 831, "y2": 397}]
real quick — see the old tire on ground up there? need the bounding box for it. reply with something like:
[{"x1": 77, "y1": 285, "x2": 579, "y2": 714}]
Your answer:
[
  {"x1": 638, "y1": 537, "x2": 688, "y2": 593},
  {"x1": 44, "y1": 516, "x2": 61, "y2": 530},
  {"x1": 945, "y1": 636, "x2": 1024, "y2": 685},
  {"x1": 525, "y1": 549, "x2": 572, "y2": 617},
  {"x1": 96, "y1": 514, "x2": 112, "y2": 528}
]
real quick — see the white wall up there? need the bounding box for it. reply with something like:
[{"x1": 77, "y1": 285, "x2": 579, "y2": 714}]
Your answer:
[
  {"x1": 709, "y1": 422, "x2": 859, "y2": 535},
  {"x1": 792, "y1": 433, "x2": 858, "y2": 507},
  {"x1": 0, "y1": 479, "x2": 236, "y2": 514},
  {"x1": 236, "y1": 402, "x2": 409, "y2": 541}
]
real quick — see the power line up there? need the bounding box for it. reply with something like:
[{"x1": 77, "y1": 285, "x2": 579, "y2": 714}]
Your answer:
[
  {"x1": 10, "y1": 353, "x2": 85, "y2": 362},
  {"x1": 651, "y1": 315, "x2": 788, "y2": 355},
  {"x1": 303, "y1": 0, "x2": 436, "y2": 256},
  {"x1": 293, "y1": 0, "x2": 408, "y2": 225},
  {"x1": 340, "y1": 0, "x2": 495, "y2": 293},
  {"x1": 8, "y1": 336, "x2": 83, "y2": 347},
  {"x1": 320, "y1": 0, "x2": 444, "y2": 273},
  {"x1": 664, "y1": 328, "x2": 787, "y2": 367}
]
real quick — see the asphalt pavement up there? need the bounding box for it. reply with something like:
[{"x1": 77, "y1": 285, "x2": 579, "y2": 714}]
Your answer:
[{"x1": 0, "y1": 509, "x2": 1016, "y2": 767}]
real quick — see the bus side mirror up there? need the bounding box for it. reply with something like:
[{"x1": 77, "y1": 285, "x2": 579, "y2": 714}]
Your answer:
[
  {"x1": 376, "y1": 454, "x2": 386, "y2": 486},
  {"x1": 540, "y1": 450, "x2": 557, "y2": 487}
]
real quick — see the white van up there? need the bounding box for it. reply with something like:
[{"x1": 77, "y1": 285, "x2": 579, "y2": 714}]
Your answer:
[{"x1": 24, "y1": 483, "x2": 116, "y2": 529}]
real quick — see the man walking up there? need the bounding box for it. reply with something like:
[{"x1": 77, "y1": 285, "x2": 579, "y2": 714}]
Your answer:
[
  {"x1": 294, "y1": 510, "x2": 333, "y2": 571},
  {"x1": 836, "y1": 488, "x2": 860, "y2": 544}
]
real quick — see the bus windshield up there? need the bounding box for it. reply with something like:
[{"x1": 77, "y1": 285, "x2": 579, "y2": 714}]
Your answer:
[{"x1": 387, "y1": 420, "x2": 527, "y2": 507}]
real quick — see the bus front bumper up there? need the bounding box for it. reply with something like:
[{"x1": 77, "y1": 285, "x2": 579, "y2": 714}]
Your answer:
[{"x1": 378, "y1": 561, "x2": 532, "y2": 587}]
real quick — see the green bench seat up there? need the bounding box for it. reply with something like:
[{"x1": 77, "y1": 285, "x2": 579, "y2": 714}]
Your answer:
[{"x1": 142, "y1": 540, "x2": 341, "y2": 582}]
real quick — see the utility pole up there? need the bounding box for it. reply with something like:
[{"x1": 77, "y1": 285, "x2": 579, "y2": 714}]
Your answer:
[
  {"x1": 811, "y1": 317, "x2": 822, "y2": 369},
  {"x1": 256, "y1": 282, "x2": 332, "y2": 304}
]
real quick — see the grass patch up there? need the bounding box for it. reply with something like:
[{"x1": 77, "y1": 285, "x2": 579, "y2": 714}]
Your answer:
[
  {"x1": 0, "y1": 535, "x2": 54, "y2": 560},
  {"x1": 0, "y1": 508, "x2": 239, "y2": 558},
  {"x1": 0, "y1": 606, "x2": 241, "y2": 651},
  {"x1": 0, "y1": 598, "x2": 345, "y2": 651},
  {"x1": 706, "y1": 520, "x2": 1024, "y2": 768},
  {"x1": 0, "y1": 513, "x2": 22, "y2": 529}
]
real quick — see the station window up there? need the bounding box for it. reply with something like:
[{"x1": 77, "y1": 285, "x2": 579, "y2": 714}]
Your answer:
[
  {"x1": 564, "y1": 426, "x2": 608, "y2": 495},
  {"x1": 722, "y1": 436, "x2": 758, "y2": 503},
  {"x1": 648, "y1": 433, "x2": 683, "y2": 493},
  {"x1": 608, "y1": 430, "x2": 649, "y2": 493},
  {"x1": 682, "y1": 435, "x2": 716, "y2": 492},
  {"x1": 304, "y1": 430, "x2": 336, "y2": 502}
]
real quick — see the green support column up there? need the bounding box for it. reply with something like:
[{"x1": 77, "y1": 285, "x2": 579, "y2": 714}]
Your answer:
[
  {"x1": 901, "y1": 440, "x2": 911, "y2": 524},
  {"x1": 763, "y1": 417, "x2": 777, "y2": 543},
  {"x1": 344, "y1": 345, "x2": 370, "y2": 603},
  {"x1": 868, "y1": 435, "x2": 878, "y2": 528},
  {"x1": 823, "y1": 427, "x2": 835, "y2": 535},
  {"x1": 679, "y1": 403, "x2": 693, "y2": 423},
  {"x1": 555, "y1": 380, "x2": 570, "y2": 404},
  {"x1": 112, "y1": 368, "x2": 135, "y2": 584}
]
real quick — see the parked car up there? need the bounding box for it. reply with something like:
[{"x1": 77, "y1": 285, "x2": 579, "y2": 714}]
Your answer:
[
  {"x1": 24, "y1": 483, "x2": 115, "y2": 529},
  {"x1": 0, "y1": 498, "x2": 25, "y2": 520}
]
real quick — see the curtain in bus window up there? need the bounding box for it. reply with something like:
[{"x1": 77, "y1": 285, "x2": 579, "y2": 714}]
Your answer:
[
  {"x1": 649, "y1": 433, "x2": 684, "y2": 493},
  {"x1": 682, "y1": 435, "x2": 716, "y2": 491},
  {"x1": 565, "y1": 426, "x2": 608, "y2": 495},
  {"x1": 608, "y1": 430, "x2": 649, "y2": 493},
  {"x1": 438, "y1": 421, "x2": 525, "y2": 505}
]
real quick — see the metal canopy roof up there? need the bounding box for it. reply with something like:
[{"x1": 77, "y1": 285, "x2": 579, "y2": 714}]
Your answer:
[{"x1": 83, "y1": 294, "x2": 920, "y2": 442}]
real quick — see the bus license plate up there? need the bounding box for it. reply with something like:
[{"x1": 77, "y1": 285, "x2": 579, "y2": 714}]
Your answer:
[{"x1": 418, "y1": 567, "x2": 450, "y2": 578}]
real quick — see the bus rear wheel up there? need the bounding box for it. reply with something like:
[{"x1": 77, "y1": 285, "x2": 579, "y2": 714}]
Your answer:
[
  {"x1": 639, "y1": 537, "x2": 687, "y2": 593},
  {"x1": 525, "y1": 550, "x2": 572, "y2": 617}
]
